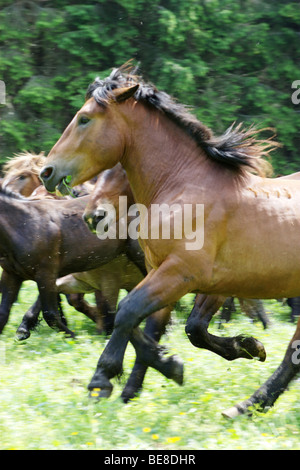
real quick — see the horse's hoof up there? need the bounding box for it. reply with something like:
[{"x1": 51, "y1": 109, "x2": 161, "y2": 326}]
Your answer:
[
  {"x1": 121, "y1": 386, "x2": 140, "y2": 403},
  {"x1": 120, "y1": 392, "x2": 132, "y2": 404},
  {"x1": 222, "y1": 404, "x2": 245, "y2": 419},
  {"x1": 222, "y1": 399, "x2": 258, "y2": 418},
  {"x1": 64, "y1": 329, "x2": 76, "y2": 339},
  {"x1": 88, "y1": 374, "x2": 113, "y2": 400},
  {"x1": 89, "y1": 386, "x2": 113, "y2": 400},
  {"x1": 15, "y1": 328, "x2": 30, "y2": 341},
  {"x1": 169, "y1": 355, "x2": 184, "y2": 385},
  {"x1": 256, "y1": 341, "x2": 267, "y2": 362},
  {"x1": 235, "y1": 335, "x2": 266, "y2": 362}
]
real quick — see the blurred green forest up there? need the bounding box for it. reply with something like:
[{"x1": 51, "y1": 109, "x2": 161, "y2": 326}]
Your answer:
[{"x1": 0, "y1": 0, "x2": 299, "y2": 173}]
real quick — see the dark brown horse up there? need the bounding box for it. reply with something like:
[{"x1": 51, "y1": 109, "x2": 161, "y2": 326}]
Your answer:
[
  {"x1": 1, "y1": 152, "x2": 174, "y2": 401},
  {"x1": 0, "y1": 188, "x2": 127, "y2": 337},
  {"x1": 1, "y1": 151, "x2": 105, "y2": 328},
  {"x1": 0, "y1": 183, "x2": 174, "y2": 402},
  {"x1": 40, "y1": 63, "x2": 300, "y2": 414}
]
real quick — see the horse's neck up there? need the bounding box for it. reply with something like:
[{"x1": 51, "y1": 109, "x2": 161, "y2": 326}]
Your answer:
[
  {"x1": 0, "y1": 196, "x2": 30, "y2": 243},
  {"x1": 122, "y1": 107, "x2": 209, "y2": 205}
]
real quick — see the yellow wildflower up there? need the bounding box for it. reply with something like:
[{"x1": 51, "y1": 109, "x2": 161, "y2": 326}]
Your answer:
[{"x1": 167, "y1": 436, "x2": 181, "y2": 443}]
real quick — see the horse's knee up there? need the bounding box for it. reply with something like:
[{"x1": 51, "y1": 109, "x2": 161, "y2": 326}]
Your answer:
[
  {"x1": 185, "y1": 318, "x2": 207, "y2": 348},
  {"x1": 114, "y1": 294, "x2": 143, "y2": 332},
  {"x1": 114, "y1": 305, "x2": 135, "y2": 332}
]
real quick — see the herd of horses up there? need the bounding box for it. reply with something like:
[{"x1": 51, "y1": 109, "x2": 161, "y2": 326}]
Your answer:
[{"x1": 2, "y1": 63, "x2": 300, "y2": 418}]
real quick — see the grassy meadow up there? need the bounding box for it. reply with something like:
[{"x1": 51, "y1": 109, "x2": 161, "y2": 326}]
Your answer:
[{"x1": 0, "y1": 280, "x2": 300, "y2": 450}]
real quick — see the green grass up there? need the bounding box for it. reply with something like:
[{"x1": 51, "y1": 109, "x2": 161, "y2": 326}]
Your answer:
[{"x1": 0, "y1": 281, "x2": 300, "y2": 450}]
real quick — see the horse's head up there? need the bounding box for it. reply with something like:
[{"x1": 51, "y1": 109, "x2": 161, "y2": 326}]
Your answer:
[
  {"x1": 2, "y1": 152, "x2": 45, "y2": 196},
  {"x1": 83, "y1": 163, "x2": 134, "y2": 233},
  {"x1": 2, "y1": 170, "x2": 41, "y2": 197},
  {"x1": 40, "y1": 82, "x2": 139, "y2": 195}
]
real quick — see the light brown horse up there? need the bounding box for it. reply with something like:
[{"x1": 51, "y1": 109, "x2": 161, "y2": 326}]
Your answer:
[{"x1": 40, "y1": 64, "x2": 300, "y2": 414}]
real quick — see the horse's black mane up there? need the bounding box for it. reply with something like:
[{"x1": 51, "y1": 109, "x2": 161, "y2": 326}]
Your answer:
[
  {"x1": 86, "y1": 63, "x2": 212, "y2": 143},
  {"x1": 86, "y1": 62, "x2": 277, "y2": 176}
]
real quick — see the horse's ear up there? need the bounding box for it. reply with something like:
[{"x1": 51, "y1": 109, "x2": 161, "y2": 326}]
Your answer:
[{"x1": 113, "y1": 84, "x2": 139, "y2": 103}]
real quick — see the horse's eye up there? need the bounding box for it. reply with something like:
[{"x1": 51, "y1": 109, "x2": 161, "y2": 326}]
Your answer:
[
  {"x1": 18, "y1": 175, "x2": 26, "y2": 181},
  {"x1": 78, "y1": 115, "x2": 90, "y2": 126}
]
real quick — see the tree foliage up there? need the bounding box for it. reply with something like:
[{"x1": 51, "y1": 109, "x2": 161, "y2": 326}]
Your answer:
[{"x1": 0, "y1": 0, "x2": 299, "y2": 173}]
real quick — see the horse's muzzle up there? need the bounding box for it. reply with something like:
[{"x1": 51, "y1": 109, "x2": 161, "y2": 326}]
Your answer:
[
  {"x1": 39, "y1": 165, "x2": 56, "y2": 191},
  {"x1": 83, "y1": 209, "x2": 108, "y2": 233},
  {"x1": 39, "y1": 165, "x2": 70, "y2": 195},
  {"x1": 40, "y1": 165, "x2": 54, "y2": 182}
]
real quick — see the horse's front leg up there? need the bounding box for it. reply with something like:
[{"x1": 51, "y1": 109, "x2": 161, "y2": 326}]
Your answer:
[
  {"x1": 88, "y1": 261, "x2": 193, "y2": 399},
  {"x1": 0, "y1": 270, "x2": 22, "y2": 334}
]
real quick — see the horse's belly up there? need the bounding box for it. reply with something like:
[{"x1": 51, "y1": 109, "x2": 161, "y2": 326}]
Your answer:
[
  {"x1": 205, "y1": 193, "x2": 300, "y2": 298},
  {"x1": 208, "y1": 264, "x2": 300, "y2": 299},
  {"x1": 209, "y1": 228, "x2": 300, "y2": 298}
]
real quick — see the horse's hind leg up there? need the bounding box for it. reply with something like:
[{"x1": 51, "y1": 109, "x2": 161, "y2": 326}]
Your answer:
[
  {"x1": 239, "y1": 298, "x2": 271, "y2": 329},
  {"x1": 223, "y1": 317, "x2": 300, "y2": 417},
  {"x1": 220, "y1": 297, "x2": 235, "y2": 324},
  {"x1": 37, "y1": 279, "x2": 75, "y2": 338},
  {"x1": 121, "y1": 306, "x2": 172, "y2": 402},
  {"x1": 185, "y1": 294, "x2": 266, "y2": 361},
  {"x1": 16, "y1": 296, "x2": 42, "y2": 340}
]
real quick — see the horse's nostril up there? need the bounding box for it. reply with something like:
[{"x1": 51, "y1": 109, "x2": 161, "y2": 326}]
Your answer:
[{"x1": 40, "y1": 166, "x2": 53, "y2": 181}]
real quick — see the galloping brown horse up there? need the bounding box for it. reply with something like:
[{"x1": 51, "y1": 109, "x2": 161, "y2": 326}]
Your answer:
[{"x1": 40, "y1": 64, "x2": 300, "y2": 415}]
